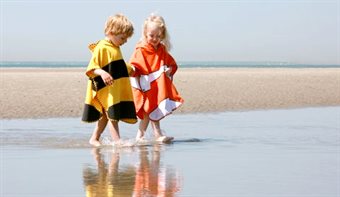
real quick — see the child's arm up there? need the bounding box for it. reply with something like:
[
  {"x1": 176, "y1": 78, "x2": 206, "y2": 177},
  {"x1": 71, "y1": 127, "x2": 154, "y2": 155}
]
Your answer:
[{"x1": 89, "y1": 69, "x2": 114, "y2": 85}]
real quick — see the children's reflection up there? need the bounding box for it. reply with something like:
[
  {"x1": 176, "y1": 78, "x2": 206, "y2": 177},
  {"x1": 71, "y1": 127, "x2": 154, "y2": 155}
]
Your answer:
[
  {"x1": 83, "y1": 146, "x2": 181, "y2": 197},
  {"x1": 134, "y1": 146, "x2": 181, "y2": 197},
  {"x1": 83, "y1": 148, "x2": 135, "y2": 196}
]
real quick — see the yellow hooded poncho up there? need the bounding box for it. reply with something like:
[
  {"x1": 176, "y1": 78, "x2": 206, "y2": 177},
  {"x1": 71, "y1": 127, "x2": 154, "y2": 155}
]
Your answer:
[{"x1": 82, "y1": 40, "x2": 137, "y2": 124}]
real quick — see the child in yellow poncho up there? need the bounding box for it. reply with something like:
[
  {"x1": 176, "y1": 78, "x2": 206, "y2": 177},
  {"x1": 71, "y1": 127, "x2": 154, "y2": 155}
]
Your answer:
[{"x1": 82, "y1": 14, "x2": 137, "y2": 147}]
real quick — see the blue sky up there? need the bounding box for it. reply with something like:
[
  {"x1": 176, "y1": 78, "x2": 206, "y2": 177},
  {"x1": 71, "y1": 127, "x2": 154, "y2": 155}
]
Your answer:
[{"x1": 1, "y1": 0, "x2": 339, "y2": 64}]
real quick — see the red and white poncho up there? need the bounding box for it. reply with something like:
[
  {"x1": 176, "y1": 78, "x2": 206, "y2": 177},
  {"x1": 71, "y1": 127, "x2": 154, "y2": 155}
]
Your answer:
[{"x1": 129, "y1": 42, "x2": 184, "y2": 121}]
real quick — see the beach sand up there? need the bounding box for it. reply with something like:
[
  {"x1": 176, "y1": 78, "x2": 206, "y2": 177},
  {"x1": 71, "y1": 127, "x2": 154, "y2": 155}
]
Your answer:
[{"x1": 1, "y1": 67, "x2": 339, "y2": 119}]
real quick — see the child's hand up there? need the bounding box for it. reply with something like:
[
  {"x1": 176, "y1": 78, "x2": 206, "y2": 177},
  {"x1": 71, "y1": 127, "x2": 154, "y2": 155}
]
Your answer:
[
  {"x1": 129, "y1": 65, "x2": 136, "y2": 76},
  {"x1": 94, "y1": 69, "x2": 114, "y2": 85},
  {"x1": 165, "y1": 65, "x2": 172, "y2": 77},
  {"x1": 101, "y1": 72, "x2": 114, "y2": 85}
]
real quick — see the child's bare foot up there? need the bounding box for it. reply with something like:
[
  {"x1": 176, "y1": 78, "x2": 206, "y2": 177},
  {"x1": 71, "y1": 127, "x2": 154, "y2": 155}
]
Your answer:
[
  {"x1": 89, "y1": 139, "x2": 101, "y2": 147},
  {"x1": 135, "y1": 137, "x2": 148, "y2": 145},
  {"x1": 111, "y1": 140, "x2": 123, "y2": 147},
  {"x1": 156, "y1": 136, "x2": 174, "y2": 143},
  {"x1": 135, "y1": 130, "x2": 145, "y2": 141}
]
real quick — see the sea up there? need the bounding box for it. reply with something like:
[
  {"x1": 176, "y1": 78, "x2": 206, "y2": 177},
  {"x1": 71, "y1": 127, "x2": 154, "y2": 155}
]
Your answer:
[{"x1": 1, "y1": 61, "x2": 340, "y2": 68}]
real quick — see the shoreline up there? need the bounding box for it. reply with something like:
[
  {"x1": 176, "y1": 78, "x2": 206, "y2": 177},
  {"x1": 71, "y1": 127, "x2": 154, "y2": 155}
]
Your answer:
[{"x1": 1, "y1": 67, "x2": 340, "y2": 119}]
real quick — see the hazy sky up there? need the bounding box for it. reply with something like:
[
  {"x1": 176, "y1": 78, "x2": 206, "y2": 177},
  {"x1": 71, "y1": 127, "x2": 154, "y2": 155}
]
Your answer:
[{"x1": 1, "y1": 0, "x2": 339, "y2": 64}]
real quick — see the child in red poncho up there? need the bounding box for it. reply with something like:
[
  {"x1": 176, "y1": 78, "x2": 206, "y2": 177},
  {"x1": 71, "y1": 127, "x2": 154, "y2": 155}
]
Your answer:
[{"x1": 130, "y1": 14, "x2": 184, "y2": 143}]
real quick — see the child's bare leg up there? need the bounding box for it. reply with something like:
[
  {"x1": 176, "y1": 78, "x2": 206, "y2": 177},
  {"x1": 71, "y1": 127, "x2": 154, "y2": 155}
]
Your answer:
[
  {"x1": 136, "y1": 114, "x2": 150, "y2": 140},
  {"x1": 151, "y1": 120, "x2": 162, "y2": 139},
  {"x1": 151, "y1": 120, "x2": 174, "y2": 142},
  {"x1": 108, "y1": 120, "x2": 120, "y2": 142},
  {"x1": 89, "y1": 114, "x2": 108, "y2": 147}
]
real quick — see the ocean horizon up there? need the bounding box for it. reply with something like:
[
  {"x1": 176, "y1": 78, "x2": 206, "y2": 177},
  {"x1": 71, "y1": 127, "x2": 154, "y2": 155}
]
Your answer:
[{"x1": 1, "y1": 61, "x2": 339, "y2": 68}]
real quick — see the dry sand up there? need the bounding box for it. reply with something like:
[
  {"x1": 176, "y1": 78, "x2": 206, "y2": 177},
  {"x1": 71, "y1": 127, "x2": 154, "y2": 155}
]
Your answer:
[{"x1": 1, "y1": 67, "x2": 339, "y2": 119}]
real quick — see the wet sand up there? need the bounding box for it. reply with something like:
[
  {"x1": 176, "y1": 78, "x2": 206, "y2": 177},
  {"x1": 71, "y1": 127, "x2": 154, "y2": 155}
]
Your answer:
[
  {"x1": 2, "y1": 107, "x2": 340, "y2": 196},
  {"x1": 1, "y1": 67, "x2": 339, "y2": 119}
]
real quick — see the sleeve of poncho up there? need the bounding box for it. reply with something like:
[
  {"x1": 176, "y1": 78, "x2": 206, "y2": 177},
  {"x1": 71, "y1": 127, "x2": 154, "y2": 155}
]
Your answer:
[
  {"x1": 86, "y1": 46, "x2": 105, "y2": 78},
  {"x1": 165, "y1": 52, "x2": 178, "y2": 76}
]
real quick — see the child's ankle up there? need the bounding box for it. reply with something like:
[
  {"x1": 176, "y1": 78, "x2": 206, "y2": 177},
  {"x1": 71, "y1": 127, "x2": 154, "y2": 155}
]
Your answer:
[
  {"x1": 153, "y1": 129, "x2": 164, "y2": 138},
  {"x1": 136, "y1": 130, "x2": 145, "y2": 139}
]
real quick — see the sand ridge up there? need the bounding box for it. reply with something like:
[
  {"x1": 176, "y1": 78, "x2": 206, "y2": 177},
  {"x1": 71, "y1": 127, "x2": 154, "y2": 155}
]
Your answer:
[{"x1": 1, "y1": 67, "x2": 339, "y2": 119}]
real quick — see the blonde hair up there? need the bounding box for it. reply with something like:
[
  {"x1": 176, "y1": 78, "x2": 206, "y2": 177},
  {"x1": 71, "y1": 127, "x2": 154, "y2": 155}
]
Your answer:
[
  {"x1": 104, "y1": 14, "x2": 134, "y2": 38},
  {"x1": 142, "y1": 13, "x2": 172, "y2": 51}
]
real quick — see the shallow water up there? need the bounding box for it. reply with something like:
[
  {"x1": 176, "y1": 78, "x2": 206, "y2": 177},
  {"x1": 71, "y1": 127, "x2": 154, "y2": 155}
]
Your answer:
[{"x1": 1, "y1": 107, "x2": 340, "y2": 197}]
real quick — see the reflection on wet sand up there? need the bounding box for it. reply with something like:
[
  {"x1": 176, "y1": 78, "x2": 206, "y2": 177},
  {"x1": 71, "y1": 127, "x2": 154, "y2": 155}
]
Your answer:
[
  {"x1": 83, "y1": 146, "x2": 181, "y2": 197},
  {"x1": 83, "y1": 148, "x2": 135, "y2": 196}
]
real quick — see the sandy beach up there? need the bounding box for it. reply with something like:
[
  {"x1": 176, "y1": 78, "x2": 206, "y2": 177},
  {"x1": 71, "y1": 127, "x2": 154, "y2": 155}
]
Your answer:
[{"x1": 1, "y1": 67, "x2": 339, "y2": 119}]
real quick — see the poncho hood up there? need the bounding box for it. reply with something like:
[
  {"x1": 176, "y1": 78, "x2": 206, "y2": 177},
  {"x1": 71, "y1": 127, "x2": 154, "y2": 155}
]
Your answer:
[{"x1": 135, "y1": 41, "x2": 166, "y2": 54}]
